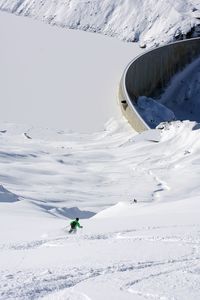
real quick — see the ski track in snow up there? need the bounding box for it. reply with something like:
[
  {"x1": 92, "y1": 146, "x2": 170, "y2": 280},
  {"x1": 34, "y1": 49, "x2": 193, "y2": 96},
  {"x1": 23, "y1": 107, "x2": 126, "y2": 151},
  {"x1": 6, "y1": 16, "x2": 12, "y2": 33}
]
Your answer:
[
  {"x1": 0, "y1": 224, "x2": 200, "y2": 299},
  {"x1": 1, "y1": 121, "x2": 200, "y2": 299},
  {"x1": 1, "y1": 251, "x2": 200, "y2": 300},
  {"x1": 148, "y1": 170, "x2": 170, "y2": 202},
  {"x1": 1, "y1": 224, "x2": 199, "y2": 251},
  {"x1": 1, "y1": 120, "x2": 200, "y2": 207},
  {"x1": 1, "y1": 257, "x2": 198, "y2": 300}
]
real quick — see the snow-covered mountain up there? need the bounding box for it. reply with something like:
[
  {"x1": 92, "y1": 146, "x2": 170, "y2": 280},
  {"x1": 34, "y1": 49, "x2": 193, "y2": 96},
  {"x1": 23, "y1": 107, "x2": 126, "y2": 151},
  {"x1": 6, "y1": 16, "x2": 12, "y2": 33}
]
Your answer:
[{"x1": 0, "y1": 0, "x2": 200, "y2": 47}]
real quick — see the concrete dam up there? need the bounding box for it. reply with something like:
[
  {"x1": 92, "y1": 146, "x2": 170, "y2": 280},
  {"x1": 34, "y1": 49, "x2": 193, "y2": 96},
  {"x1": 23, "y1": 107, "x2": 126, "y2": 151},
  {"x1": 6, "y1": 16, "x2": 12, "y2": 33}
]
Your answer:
[{"x1": 119, "y1": 38, "x2": 200, "y2": 132}]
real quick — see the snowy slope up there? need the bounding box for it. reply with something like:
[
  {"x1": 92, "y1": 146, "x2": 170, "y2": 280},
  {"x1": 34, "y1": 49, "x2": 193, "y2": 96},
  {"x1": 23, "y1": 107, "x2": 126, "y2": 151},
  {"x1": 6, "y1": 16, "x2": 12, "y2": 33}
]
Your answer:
[
  {"x1": 0, "y1": 0, "x2": 200, "y2": 47},
  {"x1": 1, "y1": 120, "x2": 200, "y2": 299},
  {"x1": 1, "y1": 119, "x2": 200, "y2": 214}
]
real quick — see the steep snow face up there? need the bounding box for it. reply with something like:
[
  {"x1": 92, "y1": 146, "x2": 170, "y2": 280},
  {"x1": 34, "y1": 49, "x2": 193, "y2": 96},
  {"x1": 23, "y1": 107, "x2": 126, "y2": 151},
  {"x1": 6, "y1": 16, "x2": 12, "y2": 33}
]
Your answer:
[{"x1": 0, "y1": 0, "x2": 199, "y2": 47}]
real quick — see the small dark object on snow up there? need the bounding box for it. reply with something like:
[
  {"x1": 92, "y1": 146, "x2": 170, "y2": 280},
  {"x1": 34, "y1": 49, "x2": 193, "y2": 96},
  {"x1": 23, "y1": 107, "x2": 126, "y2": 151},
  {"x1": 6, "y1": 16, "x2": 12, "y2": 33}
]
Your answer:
[
  {"x1": 130, "y1": 199, "x2": 138, "y2": 204},
  {"x1": 24, "y1": 133, "x2": 32, "y2": 139}
]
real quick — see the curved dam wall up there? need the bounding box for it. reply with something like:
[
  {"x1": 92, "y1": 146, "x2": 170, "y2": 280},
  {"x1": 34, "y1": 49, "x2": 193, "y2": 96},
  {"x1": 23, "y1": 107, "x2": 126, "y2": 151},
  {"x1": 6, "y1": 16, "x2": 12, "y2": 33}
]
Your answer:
[{"x1": 119, "y1": 38, "x2": 200, "y2": 132}]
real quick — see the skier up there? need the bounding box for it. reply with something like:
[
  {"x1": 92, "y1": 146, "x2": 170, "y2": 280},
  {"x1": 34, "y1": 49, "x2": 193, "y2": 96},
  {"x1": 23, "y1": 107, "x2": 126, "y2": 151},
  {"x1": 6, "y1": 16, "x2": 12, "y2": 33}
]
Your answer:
[{"x1": 69, "y1": 218, "x2": 83, "y2": 234}]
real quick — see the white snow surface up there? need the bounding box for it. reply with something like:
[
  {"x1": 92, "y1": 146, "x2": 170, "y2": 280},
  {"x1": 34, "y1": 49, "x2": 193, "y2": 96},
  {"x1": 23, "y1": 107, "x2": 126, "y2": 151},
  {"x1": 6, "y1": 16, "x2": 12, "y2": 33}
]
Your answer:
[
  {"x1": 0, "y1": 0, "x2": 200, "y2": 47},
  {"x1": 0, "y1": 11, "x2": 142, "y2": 133},
  {"x1": 1, "y1": 119, "x2": 200, "y2": 299},
  {"x1": 0, "y1": 3, "x2": 200, "y2": 299}
]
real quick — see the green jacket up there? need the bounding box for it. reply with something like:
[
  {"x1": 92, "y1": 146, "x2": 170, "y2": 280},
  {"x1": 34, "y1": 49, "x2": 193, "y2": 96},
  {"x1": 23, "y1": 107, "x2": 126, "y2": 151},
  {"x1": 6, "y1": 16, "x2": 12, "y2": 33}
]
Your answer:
[{"x1": 70, "y1": 220, "x2": 82, "y2": 229}]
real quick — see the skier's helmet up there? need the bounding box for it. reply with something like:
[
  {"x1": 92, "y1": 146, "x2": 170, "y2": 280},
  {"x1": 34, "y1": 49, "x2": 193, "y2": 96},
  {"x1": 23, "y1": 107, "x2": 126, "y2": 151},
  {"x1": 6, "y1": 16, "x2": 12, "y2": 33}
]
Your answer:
[{"x1": 76, "y1": 218, "x2": 79, "y2": 221}]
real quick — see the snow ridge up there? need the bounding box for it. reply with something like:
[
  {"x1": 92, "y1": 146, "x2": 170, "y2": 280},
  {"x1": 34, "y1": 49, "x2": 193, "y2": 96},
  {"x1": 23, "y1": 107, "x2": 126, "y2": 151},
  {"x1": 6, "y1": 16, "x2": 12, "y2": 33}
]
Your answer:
[
  {"x1": 0, "y1": 0, "x2": 199, "y2": 47},
  {"x1": 0, "y1": 185, "x2": 19, "y2": 203}
]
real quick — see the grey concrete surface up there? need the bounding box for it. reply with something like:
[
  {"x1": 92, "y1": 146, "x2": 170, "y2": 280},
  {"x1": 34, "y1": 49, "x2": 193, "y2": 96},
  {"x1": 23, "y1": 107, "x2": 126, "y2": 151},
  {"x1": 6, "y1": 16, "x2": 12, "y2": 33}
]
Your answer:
[{"x1": 119, "y1": 38, "x2": 200, "y2": 132}]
